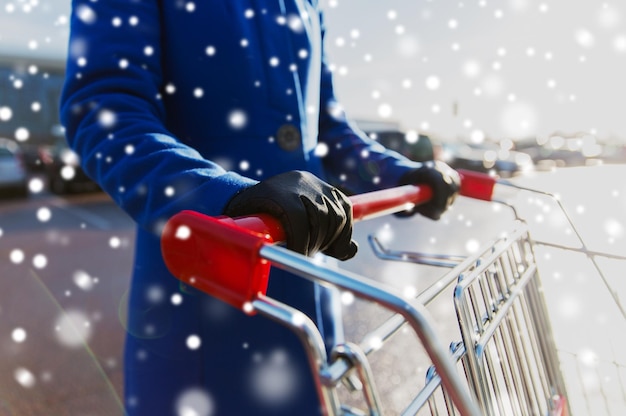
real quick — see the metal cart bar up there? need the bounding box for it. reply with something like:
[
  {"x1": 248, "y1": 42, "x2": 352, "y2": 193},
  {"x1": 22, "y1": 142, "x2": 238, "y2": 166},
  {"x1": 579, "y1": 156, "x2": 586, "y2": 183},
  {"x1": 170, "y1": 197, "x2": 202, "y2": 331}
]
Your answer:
[{"x1": 259, "y1": 243, "x2": 482, "y2": 416}]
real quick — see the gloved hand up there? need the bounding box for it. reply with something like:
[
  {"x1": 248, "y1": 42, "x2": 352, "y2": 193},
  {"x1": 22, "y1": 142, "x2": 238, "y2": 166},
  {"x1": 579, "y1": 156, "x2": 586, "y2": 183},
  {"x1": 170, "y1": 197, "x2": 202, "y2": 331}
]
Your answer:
[
  {"x1": 397, "y1": 161, "x2": 460, "y2": 220},
  {"x1": 224, "y1": 170, "x2": 358, "y2": 260}
]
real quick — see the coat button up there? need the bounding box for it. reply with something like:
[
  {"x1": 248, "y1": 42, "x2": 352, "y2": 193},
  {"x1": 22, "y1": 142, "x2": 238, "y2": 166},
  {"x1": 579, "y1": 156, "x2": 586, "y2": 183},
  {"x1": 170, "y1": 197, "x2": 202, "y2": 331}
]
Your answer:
[{"x1": 276, "y1": 124, "x2": 301, "y2": 151}]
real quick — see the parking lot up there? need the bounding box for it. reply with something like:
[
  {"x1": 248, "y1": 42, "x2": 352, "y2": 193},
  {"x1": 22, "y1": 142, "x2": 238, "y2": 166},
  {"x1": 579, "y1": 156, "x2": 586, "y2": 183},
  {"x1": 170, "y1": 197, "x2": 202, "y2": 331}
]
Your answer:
[{"x1": 0, "y1": 187, "x2": 131, "y2": 414}]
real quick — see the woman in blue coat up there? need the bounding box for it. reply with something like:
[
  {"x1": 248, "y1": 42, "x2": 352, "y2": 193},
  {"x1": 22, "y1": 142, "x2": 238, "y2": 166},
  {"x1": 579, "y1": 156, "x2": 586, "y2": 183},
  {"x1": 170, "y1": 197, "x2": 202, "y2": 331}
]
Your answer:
[{"x1": 61, "y1": 1, "x2": 458, "y2": 414}]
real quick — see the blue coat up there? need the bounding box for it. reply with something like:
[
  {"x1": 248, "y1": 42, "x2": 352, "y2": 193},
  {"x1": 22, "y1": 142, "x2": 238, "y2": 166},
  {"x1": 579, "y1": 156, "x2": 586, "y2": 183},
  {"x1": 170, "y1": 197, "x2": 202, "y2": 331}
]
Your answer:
[{"x1": 61, "y1": 0, "x2": 420, "y2": 414}]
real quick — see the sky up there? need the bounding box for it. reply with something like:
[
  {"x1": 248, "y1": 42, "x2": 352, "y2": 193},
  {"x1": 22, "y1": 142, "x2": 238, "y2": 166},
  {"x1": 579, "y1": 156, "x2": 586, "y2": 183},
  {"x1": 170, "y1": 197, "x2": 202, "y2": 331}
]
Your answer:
[
  {"x1": 321, "y1": 0, "x2": 626, "y2": 141},
  {"x1": 1, "y1": 0, "x2": 625, "y2": 141}
]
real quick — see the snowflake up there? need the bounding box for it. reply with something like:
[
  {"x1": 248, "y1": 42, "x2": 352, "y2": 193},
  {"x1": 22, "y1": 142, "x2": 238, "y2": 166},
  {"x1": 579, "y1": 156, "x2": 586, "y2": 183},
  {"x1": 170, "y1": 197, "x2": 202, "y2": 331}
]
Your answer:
[
  {"x1": 145, "y1": 285, "x2": 165, "y2": 304},
  {"x1": 613, "y1": 35, "x2": 626, "y2": 53},
  {"x1": 175, "y1": 388, "x2": 214, "y2": 416},
  {"x1": 98, "y1": 109, "x2": 116, "y2": 128},
  {"x1": 73, "y1": 270, "x2": 96, "y2": 291},
  {"x1": 15, "y1": 127, "x2": 29, "y2": 142},
  {"x1": 14, "y1": 368, "x2": 36, "y2": 388},
  {"x1": 54, "y1": 309, "x2": 92, "y2": 348},
  {"x1": 109, "y1": 236, "x2": 121, "y2": 248},
  {"x1": 76, "y1": 4, "x2": 96, "y2": 24},
  {"x1": 465, "y1": 239, "x2": 480, "y2": 254},
  {"x1": 340, "y1": 291, "x2": 354, "y2": 306},
  {"x1": 425, "y1": 75, "x2": 441, "y2": 91},
  {"x1": 0, "y1": 106, "x2": 12, "y2": 121},
  {"x1": 287, "y1": 14, "x2": 303, "y2": 33},
  {"x1": 314, "y1": 142, "x2": 328, "y2": 157},
  {"x1": 228, "y1": 109, "x2": 247, "y2": 130},
  {"x1": 575, "y1": 28, "x2": 595, "y2": 49},
  {"x1": 248, "y1": 349, "x2": 301, "y2": 406},
  {"x1": 12, "y1": 327, "x2": 27, "y2": 343},
  {"x1": 396, "y1": 35, "x2": 419, "y2": 57},
  {"x1": 186, "y1": 334, "x2": 201, "y2": 350},
  {"x1": 238, "y1": 160, "x2": 250, "y2": 171},
  {"x1": 10, "y1": 249, "x2": 25, "y2": 264},
  {"x1": 377, "y1": 103, "x2": 392, "y2": 118},
  {"x1": 171, "y1": 293, "x2": 183, "y2": 305}
]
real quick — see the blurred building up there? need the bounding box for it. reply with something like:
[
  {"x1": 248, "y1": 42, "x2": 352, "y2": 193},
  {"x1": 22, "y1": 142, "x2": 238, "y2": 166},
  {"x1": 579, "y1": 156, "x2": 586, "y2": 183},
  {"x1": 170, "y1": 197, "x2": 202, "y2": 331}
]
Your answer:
[{"x1": 0, "y1": 54, "x2": 65, "y2": 146}]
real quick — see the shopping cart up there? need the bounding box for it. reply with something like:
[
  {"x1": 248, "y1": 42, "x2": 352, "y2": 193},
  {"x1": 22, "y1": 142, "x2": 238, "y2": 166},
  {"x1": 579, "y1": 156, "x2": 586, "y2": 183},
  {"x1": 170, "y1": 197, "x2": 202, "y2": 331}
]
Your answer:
[{"x1": 160, "y1": 170, "x2": 570, "y2": 416}]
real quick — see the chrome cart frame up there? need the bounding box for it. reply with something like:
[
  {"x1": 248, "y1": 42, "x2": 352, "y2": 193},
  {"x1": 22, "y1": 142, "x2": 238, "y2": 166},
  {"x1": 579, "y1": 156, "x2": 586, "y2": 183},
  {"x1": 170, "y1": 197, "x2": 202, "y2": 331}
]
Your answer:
[{"x1": 161, "y1": 170, "x2": 569, "y2": 415}]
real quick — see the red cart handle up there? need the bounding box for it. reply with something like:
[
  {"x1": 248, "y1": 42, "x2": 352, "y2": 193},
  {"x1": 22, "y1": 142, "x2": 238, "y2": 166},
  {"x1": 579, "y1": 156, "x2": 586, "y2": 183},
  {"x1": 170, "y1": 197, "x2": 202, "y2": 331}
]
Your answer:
[{"x1": 161, "y1": 169, "x2": 496, "y2": 312}]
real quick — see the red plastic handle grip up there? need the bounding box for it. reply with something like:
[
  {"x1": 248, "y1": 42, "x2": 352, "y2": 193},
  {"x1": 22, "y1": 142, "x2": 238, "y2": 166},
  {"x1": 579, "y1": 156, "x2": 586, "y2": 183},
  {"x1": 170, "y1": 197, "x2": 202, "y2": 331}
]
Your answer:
[
  {"x1": 457, "y1": 169, "x2": 497, "y2": 201},
  {"x1": 161, "y1": 211, "x2": 278, "y2": 312},
  {"x1": 161, "y1": 170, "x2": 497, "y2": 312},
  {"x1": 351, "y1": 184, "x2": 432, "y2": 221},
  {"x1": 350, "y1": 170, "x2": 498, "y2": 218}
]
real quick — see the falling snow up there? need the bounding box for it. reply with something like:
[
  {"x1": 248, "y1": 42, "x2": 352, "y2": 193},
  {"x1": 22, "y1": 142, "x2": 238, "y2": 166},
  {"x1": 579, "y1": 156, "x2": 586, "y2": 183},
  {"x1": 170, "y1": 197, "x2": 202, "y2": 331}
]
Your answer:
[
  {"x1": 171, "y1": 293, "x2": 183, "y2": 305},
  {"x1": 0, "y1": 106, "x2": 12, "y2": 120},
  {"x1": 248, "y1": 349, "x2": 300, "y2": 406},
  {"x1": 12, "y1": 327, "x2": 27, "y2": 343},
  {"x1": 228, "y1": 109, "x2": 247, "y2": 129},
  {"x1": 175, "y1": 388, "x2": 214, "y2": 416},
  {"x1": 14, "y1": 368, "x2": 36, "y2": 388},
  {"x1": 98, "y1": 109, "x2": 116, "y2": 128},
  {"x1": 73, "y1": 270, "x2": 96, "y2": 291},
  {"x1": 0, "y1": 2, "x2": 625, "y2": 415},
  {"x1": 186, "y1": 334, "x2": 201, "y2": 350},
  {"x1": 109, "y1": 236, "x2": 121, "y2": 248},
  {"x1": 10, "y1": 249, "x2": 25, "y2": 264},
  {"x1": 54, "y1": 309, "x2": 92, "y2": 348},
  {"x1": 36, "y1": 207, "x2": 51, "y2": 222}
]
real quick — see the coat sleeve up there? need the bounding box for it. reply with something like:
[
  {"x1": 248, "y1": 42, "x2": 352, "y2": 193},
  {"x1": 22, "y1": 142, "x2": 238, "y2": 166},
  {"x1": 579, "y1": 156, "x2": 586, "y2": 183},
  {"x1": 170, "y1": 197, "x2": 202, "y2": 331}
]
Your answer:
[
  {"x1": 60, "y1": 0, "x2": 257, "y2": 235},
  {"x1": 315, "y1": 11, "x2": 421, "y2": 195}
]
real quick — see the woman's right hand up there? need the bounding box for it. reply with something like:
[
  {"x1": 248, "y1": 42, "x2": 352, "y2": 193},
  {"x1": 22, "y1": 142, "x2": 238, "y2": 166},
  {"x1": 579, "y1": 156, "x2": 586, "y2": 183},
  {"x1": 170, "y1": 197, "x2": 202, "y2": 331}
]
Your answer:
[{"x1": 224, "y1": 170, "x2": 358, "y2": 260}]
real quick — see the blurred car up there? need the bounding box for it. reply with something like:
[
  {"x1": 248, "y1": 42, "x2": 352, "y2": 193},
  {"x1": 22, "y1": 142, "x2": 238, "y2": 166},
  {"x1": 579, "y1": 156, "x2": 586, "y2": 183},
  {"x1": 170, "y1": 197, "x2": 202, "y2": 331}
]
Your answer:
[
  {"x1": 366, "y1": 130, "x2": 434, "y2": 162},
  {"x1": 514, "y1": 135, "x2": 604, "y2": 170},
  {"x1": 523, "y1": 147, "x2": 586, "y2": 170},
  {"x1": 19, "y1": 143, "x2": 47, "y2": 172},
  {"x1": 597, "y1": 141, "x2": 626, "y2": 164},
  {"x1": 436, "y1": 140, "x2": 534, "y2": 178},
  {"x1": 40, "y1": 141, "x2": 100, "y2": 194},
  {"x1": 0, "y1": 138, "x2": 29, "y2": 199}
]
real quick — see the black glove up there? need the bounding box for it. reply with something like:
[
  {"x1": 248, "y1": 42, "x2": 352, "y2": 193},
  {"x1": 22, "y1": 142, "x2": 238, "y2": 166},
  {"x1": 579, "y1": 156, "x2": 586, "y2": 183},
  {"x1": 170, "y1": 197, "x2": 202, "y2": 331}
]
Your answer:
[
  {"x1": 397, "y1": 161, "x2": 460, "y2": 220},
  {"x1": 224, "y1": 170, "x2": 358, "y2": 260}
]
